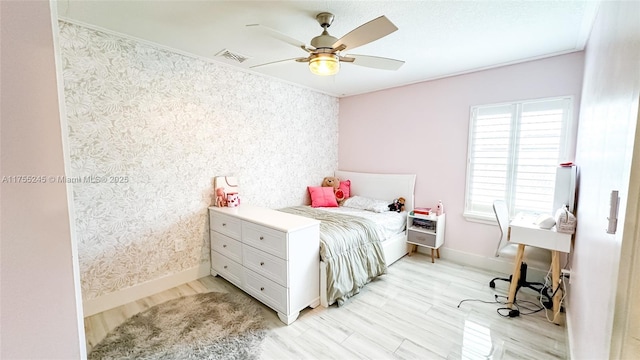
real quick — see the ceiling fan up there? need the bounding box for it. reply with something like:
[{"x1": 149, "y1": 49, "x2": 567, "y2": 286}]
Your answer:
[{"x1": 247, "y1": 12, "x2": 405, "y2": 76}]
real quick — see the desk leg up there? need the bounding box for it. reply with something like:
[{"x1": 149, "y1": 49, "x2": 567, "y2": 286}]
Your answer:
[
  {"x1": 507, "y1": 244, "x2": 525, "y2": 308},
  {"x1": 552, "y1": 250, "x2": 561, "y2": 325}
]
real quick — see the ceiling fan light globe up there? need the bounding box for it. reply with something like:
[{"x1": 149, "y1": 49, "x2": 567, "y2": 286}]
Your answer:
[{"x1": 309, "y1": 54, "x2": 339, "y2": 76}]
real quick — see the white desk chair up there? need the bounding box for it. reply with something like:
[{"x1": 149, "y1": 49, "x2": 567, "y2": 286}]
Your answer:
[{"x1": 489, "y1": 200, "x2": 552, "y2": 307}]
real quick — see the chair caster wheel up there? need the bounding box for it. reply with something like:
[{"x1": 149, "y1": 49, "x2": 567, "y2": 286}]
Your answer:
[{"x1": 489, "y1": 280, "x2": 496, "y2": 288}]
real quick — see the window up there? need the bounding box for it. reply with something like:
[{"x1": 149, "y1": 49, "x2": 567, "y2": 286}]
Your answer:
[{"x1": 464, "y1": 97, "x2": 573, "y2": 221}]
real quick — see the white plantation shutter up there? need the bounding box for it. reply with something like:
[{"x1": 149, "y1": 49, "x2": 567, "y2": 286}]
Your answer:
[{"x1": 465, "y1": 97, "x2": 572, "y2": 220}]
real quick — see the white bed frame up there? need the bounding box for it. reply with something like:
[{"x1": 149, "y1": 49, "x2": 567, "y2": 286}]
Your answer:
[{"x1": 319, "y1": 170, "x2": 417, "y2": 307}]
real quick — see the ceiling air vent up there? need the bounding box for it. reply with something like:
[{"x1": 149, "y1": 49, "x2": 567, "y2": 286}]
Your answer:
[{"x1": 215, "y1": 49, "x2": 250, "y2": 64}]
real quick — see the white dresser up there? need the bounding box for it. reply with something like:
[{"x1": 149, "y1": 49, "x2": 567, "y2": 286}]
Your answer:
[{"x1": 209, "y1": 205, "x2": 320, "y2": 325}]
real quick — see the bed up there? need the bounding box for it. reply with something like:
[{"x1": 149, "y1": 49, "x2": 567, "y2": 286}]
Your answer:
[{"x1": 279, "y1": 170, "x2": 416, "y2": 307}]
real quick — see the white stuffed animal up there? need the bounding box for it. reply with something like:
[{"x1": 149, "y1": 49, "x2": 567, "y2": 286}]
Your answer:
[{"x1": 226, "y1": 193, "x2": 240, "y2": 207}]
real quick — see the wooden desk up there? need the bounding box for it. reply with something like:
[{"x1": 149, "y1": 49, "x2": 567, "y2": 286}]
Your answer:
[{"x1": 507, "y1": 213, "x2": 572, "y2": 324}]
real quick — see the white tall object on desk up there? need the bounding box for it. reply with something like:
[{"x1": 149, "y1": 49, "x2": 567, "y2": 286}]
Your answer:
[{"x1": 553, "y1": 165, "x2": 577, "y2": 213}]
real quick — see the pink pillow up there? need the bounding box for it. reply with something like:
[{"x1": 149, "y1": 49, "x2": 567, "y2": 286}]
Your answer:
[
  {"x1": 308, "y1": 186, "x2": 339, "y2": 207},
  {"x1": 339, "y1": 180, "x2": 351, "y2": 199}
]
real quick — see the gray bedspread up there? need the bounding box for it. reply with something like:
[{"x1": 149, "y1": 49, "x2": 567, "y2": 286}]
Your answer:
[{"x1": 278, "y1": 206, "x2": 387, "y2": 306}]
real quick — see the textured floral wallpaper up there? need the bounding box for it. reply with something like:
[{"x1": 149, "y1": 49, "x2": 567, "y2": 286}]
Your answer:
[{"x1": 58, "y1": 21, "x2": 338, "y2": 301}]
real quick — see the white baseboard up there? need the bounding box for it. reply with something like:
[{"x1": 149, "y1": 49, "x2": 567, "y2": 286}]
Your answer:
[
  {"x1": 415, "y1": 246, "x2": 549, "y2": 283},
  {"x1": 83, "y1": 263, "x2": 211, "y2": 317}
]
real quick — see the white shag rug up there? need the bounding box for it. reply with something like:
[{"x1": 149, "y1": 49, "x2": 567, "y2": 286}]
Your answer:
[{"x1": 88, "y1": 292, "x2": 267, "y2": 360}]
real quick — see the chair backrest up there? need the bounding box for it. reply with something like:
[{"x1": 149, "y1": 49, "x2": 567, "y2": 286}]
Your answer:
[{"x1": 493, "y1": 200, "x2": 510, "y2": 257}]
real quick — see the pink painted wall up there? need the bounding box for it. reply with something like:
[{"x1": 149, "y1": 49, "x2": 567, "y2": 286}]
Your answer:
[
  {"x1": 339, "y1": 52, "x2": 584, "y2": 258},
  {"x1": 570, "y1": 1, "x2": 640, "y2": 358},
  {"x1": 0, "y1": 1, "x2": 85, "y2": 358}
]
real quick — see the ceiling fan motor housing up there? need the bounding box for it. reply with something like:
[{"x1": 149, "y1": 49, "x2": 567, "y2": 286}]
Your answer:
[{"x1": 311, "y1": 32, "x2": 338, "y2": 49}]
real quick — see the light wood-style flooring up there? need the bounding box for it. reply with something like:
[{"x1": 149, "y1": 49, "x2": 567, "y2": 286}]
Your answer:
[{"x1": 85, "y1": 254, "x2": 568, "y2": 359}]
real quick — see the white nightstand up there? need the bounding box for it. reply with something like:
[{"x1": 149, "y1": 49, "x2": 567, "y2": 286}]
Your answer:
[{"x1": 406, "y1": 212, "x2": 446, "y2": 263}]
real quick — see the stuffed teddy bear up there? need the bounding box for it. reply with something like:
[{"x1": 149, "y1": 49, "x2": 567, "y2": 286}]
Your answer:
[
  {"x1": 322, "y1": 176, "x2": 339, "y2": 189},
  {"x1": 322, "y1": 176, "x2": 346, "y2": 203},
  {"x1": 388, "y1": 197, "x2": 406, "y2": 212}
]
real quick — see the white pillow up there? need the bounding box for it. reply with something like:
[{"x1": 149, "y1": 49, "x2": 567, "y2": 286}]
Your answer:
[{"x1": 342, "y1": 196, "x2": 391, "y2": 213}]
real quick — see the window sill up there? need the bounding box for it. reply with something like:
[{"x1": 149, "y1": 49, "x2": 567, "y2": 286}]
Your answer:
[{"x1": 463, "y1": 212, "x2": 497, "y2": 225}]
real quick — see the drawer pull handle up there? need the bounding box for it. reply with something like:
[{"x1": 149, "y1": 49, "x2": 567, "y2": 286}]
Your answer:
[
  {"x1": 260, "y1": 287, "x2": 265, "y2": 291},
  {"x1": 259, "y1": 236, "x2": 264, "y2": 240},
  {"x1": 223, "y1": 265, "x2": 228, "y2": 269},
  {"x1": 223, "y1": 244, "x2": 227, "y2": 248},
  {"x1": 260, "y1": 262, "x2": 264, "y2": 266},
  {"x1": 222, "y1": 223, "x2": 226, "y2": 226}
]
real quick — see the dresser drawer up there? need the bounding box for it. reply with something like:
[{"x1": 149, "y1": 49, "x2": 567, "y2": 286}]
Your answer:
[
  {"x1": 211, "y1": 232, "x2": 242, "y2": 263},
  {"x1": 210, "y1": 213, "x2": 241, "y2": 239},
  {"x1": 211, "y1": 251, "x2": 242, "y2": 287},
  {"x1": 407, "y1": 230, "x2": 436, "y2": 248},
  {"x1": 242, "y1": 223, "x2": 287, "y2": 259},
  {"x1": 244, "y1": 269, "x2": 288, "y2": 314},
  {"x1": 243, "y1": 245, "x2": 287, "y2": 286}
]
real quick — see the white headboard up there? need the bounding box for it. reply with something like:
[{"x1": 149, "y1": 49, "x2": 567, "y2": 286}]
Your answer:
[{"x1": 335, "y1": 170, "x2": 417, "y2": 212}]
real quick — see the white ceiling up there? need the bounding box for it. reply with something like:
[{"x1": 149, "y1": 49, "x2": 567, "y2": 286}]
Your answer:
[{"x1": 56, "y1": 1, "x2": 599, "y2": 98}]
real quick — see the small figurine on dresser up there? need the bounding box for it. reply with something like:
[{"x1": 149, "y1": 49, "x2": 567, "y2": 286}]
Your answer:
[{"x1": 215, "y1": 187, "x2": 227, "y2": 207}]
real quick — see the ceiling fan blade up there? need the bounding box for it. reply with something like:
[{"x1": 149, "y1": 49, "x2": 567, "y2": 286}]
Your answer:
[
  {"x1": 246, "y1": 24, "x2": 308, "y2": 50},
  {"x1": 332, "y1": 16, "x2": 398, "y2": 51},
  {"x1": 250, "y1": 57, "x2": 306, "y2": 69},
  {"x1": 345, "y1": 54, "x2": 405, "y2": 71}
]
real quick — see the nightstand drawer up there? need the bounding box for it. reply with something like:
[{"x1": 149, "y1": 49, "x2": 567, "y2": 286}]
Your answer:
[
  {"x1": 243, "y1": 245, "x2": 287, "y2": 286},
  {"x1": 210, "y1": 213, "x2": 241, "y2": 239},
  {"x1": 211, "y1": 251, "x2": 242, "y2": 287},
  {"x1": 242, "y1": 223, "x2": 287, "y2": 259},
  {"x1": 244, "y1": 269, "x2": 288, "y2": 314},
  {"x1": 211, "y1": 232, "x2": 242, "y2": 263},
  {"x1": 407, "y1": 230, "x2": 436, "y2": 248}
]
